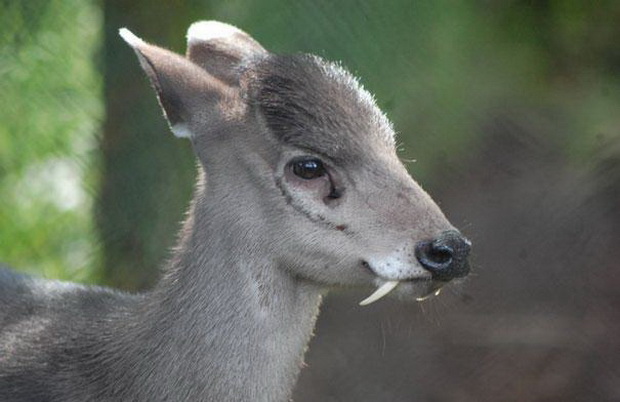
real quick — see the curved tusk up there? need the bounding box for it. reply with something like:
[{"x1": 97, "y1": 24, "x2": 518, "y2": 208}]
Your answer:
[
  {"x1": 416, "y1": 288, "x2": 442, "y2": 302},
  {"x1": 359, "y1": 281, "x2": 399, "y2": 306}
]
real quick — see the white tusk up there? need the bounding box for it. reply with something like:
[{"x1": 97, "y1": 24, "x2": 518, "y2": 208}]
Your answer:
[
  {"x1": 416, "y1": 287, "x2": 442, "y2": 302},
  {"x1": 359, "y1": 281, "x2": 399, "y2": 306}
]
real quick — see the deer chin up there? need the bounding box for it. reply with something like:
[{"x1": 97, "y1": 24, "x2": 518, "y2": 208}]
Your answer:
[{"x1": 359, "y1": 278, "x2": 443, "y2": 306}]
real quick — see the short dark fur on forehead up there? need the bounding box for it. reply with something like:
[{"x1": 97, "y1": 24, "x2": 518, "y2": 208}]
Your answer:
[{"x1": 249, "y1": 54, "x2": 395, "y2": 163}]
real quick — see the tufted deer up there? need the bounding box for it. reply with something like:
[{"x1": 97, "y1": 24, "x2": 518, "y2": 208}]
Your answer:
[{"x1": 0, "y1": 21, "x2": 470, "y2": 401}]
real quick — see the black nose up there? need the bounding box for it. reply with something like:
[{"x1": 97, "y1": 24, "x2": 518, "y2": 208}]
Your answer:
[{"x1": 415, "y1": 230, "x2": 471, "y2": 281}]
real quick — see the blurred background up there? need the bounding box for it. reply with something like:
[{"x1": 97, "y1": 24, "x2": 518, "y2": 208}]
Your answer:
[{"x1": 1, "y1": 1, "x2": 619, "y2": 400}]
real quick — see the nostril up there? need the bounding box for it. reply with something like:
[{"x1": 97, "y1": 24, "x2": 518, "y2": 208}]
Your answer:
[
  {"x1": 415, "y1": 231, "x2": 471, "y2": 281},
  {"x1": 415, "y1": 241, "x2": 453, "y2": 271},
  {"x1": 426, "y1": 244, "x2": 453, "y2": 266}
]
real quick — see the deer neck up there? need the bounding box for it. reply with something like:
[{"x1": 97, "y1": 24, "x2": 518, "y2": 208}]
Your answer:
[{"x1": 116, "y1": 179, "x2": 324, "y2": 401}]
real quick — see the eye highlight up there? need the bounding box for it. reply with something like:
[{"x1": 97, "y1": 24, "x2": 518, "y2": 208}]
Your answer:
[{"x1": 290, "y1": 157, "x2": 327, "y2": 180}]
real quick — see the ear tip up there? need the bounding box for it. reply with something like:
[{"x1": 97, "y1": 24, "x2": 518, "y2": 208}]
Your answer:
[
  {"x1": 119, "y1": 27, "x2": 144, "y2": 47},
  {"x1": 186, "y1": 20, "x2": 245, "y2": 44}
]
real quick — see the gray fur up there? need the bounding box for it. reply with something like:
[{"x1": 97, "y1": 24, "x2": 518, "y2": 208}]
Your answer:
[
  {"x1": 0, "y1": 21, "x2": 466, "y2": 401},
  {"x1": 250, "y1": 53, "x2": 395, "y2": 161}
]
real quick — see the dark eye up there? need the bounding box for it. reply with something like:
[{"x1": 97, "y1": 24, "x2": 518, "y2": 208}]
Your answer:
[{"x1": 291, "y1": 157, "x2": 326, "y2": 180}]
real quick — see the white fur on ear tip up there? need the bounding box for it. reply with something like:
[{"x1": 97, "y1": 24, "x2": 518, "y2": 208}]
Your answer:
[
  {"x1": 171, "y1": 123, "x2": 193, "y2": 139},
  {"x1": 187, "y1": 21, "x2": 244, "y2": 44},
  {"x1": 119, "y1": 28, "x2": 144, "y2": 47}
]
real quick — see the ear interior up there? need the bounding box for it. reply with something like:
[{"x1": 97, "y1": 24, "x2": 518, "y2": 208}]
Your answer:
[
  {"x1": 186, "y1": 21, "x2": 267, "y2": 86},
  {"x1": 120, "y1": 28, "x2": 232, "y2": 138}
]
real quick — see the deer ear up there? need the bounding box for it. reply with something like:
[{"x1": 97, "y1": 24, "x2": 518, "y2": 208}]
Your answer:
[
  {"x1": 119, "y1": 28, "x2": 231, "y2": 139},
  {"x1": 186, "y1": 21, "x2": 268, "y2": 86}
]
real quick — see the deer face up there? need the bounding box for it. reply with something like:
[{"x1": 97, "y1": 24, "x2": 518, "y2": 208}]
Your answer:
[
  {"x1": 120, "y1": 21, "x2": 470, "y2": 305},
  {"x1": 243, "y1": 54, "x2": 470, "y2": 303}
]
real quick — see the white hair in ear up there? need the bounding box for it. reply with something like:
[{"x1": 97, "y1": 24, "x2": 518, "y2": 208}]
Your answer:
[
  {"x1": 118, "y1": 28, "x2": 145, "y2": 47},
  {"x1": 186, "y1": 21, "x2": 244, "y2": 45}
]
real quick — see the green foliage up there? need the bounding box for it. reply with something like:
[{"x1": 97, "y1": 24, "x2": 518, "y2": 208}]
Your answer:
[
  {"x1": 0, "y1": 0, "x2": 102, "y2": 281},
  {"x1": 214, "y1": 0, "x2": 620, "y2": 178}
]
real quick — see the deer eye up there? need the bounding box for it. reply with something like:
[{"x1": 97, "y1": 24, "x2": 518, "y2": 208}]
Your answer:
[{"x1": 290, "y1": 157, "x2": 326, "y2": 180}]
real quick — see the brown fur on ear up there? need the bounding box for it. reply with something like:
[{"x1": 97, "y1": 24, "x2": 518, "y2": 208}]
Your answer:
[
  {"x1": 120, "y1": 28, "x2": 233, "y2": 139},
  {"x1": 186, "y1": 21, "x2": 268, "y2": 87}
]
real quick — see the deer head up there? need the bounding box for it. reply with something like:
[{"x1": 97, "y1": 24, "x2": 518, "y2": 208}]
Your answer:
[{"x1": 119, "y1": 21, "x2": 470, "y2": 306}]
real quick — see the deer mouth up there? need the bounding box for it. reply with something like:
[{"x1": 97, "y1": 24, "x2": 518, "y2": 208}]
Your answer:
[{"x1": 358, "y1": 277, "x2": 443, "y2": 306}]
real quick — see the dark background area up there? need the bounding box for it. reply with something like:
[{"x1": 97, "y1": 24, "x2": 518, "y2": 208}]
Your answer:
[{"x1": 1, "y1": 1, "x2": 619, "y2": 400}]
